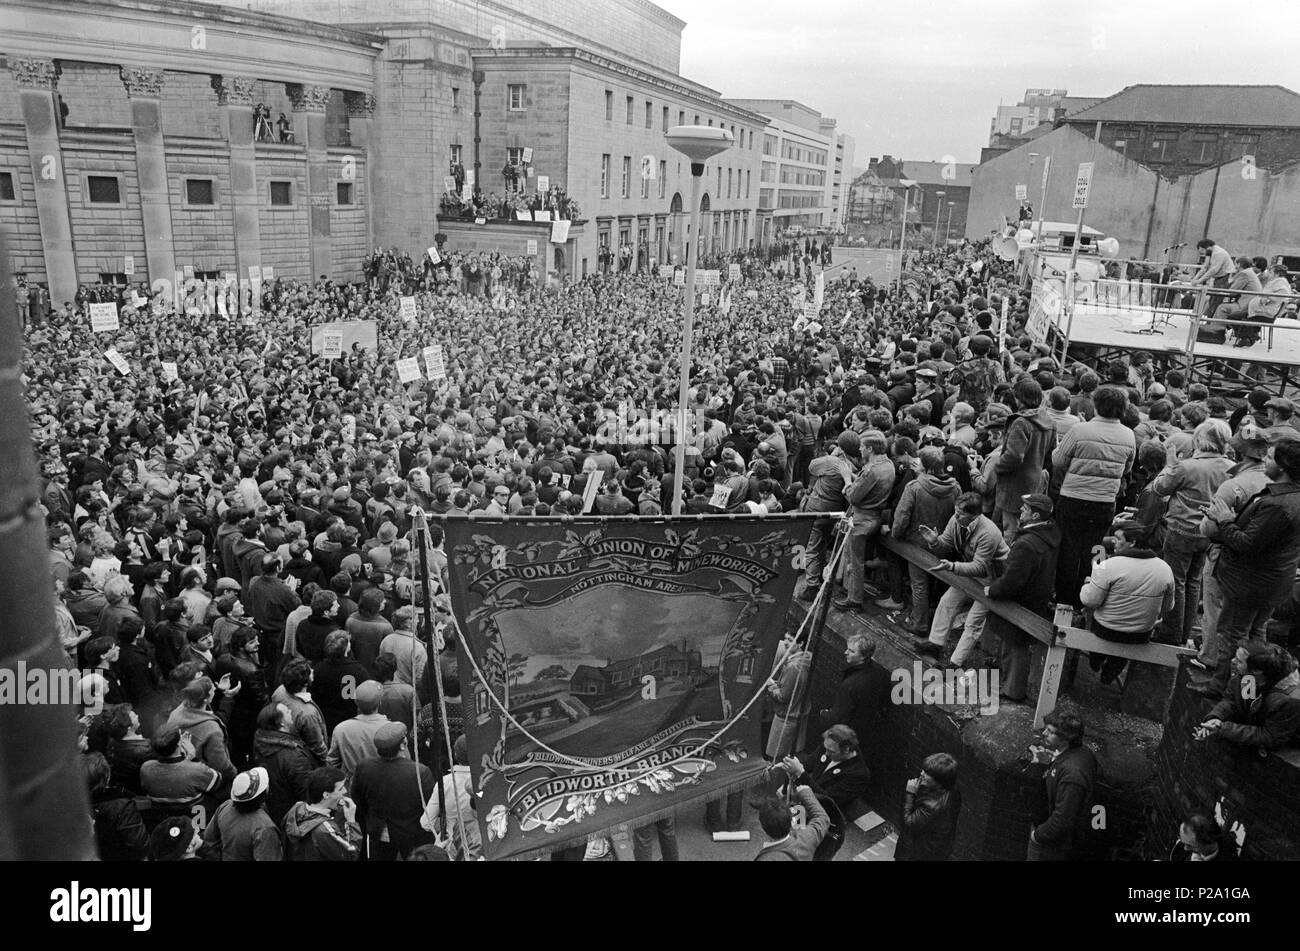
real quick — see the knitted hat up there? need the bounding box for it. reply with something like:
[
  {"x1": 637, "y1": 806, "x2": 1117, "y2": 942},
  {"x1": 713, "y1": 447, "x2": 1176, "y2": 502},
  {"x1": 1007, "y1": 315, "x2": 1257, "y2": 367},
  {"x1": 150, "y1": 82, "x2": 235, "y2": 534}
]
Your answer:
[{"x1": 147, "y1": 816, "x2": 196, "y2": 861}]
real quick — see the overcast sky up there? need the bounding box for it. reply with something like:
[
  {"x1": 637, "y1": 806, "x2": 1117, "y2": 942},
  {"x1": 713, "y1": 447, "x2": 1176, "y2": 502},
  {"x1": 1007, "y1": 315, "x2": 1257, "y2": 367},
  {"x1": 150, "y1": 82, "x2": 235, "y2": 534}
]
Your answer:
[{"x1": 656, "y1": 0, "x2": 1300, "y2": 169}]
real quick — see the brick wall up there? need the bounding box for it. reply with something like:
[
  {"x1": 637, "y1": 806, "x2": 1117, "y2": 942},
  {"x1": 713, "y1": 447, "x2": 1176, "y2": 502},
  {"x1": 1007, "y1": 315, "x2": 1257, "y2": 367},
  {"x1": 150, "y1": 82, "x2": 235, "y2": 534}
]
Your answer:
[
  {"x1": 805, "y1": 607, "x2": 1165, "y2": 861},
  {"x1": 0, "y1": 133, "x2": 45, "y2": 281},
  {"x1": 254, "y1": 149, "x2": 310, "y2": 279},
  {"x1": 166, "y1": 142, "x2": 237, "y2": 274},
  {"x1": 61, "y1": 133, "x2": 147, "y2": 284},
  {"x1": 1148, "y1": 663, "x2": 1300, "y2": 860}
]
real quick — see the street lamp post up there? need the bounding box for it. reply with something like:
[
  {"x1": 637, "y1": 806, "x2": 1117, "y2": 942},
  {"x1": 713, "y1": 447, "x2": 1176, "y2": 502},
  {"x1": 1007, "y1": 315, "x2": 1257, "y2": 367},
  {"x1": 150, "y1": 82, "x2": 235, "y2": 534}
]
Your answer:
[
  {"x1": 945, "y1": 201, "x2": 955, "y2": 244},
  {"x1": 896, "y1": 179, "x2": 917, "y2": 295},
  {"x1": 932, "y1": 190, "x2": 945, "y2": 247},
  {"x1": 666, "y1": 126, "x2": 734, "y2": 516}
]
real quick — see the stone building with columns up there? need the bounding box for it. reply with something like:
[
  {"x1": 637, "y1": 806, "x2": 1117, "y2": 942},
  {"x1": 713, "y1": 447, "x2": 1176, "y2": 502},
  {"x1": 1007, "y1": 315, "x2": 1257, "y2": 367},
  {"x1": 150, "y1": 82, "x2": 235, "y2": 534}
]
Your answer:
[
  {"x1": 2, "y1": 0, "x2": 383, "y2": 305},
  {"x1": 2, "y1": 0, "x2": 778, "y2": 302}
]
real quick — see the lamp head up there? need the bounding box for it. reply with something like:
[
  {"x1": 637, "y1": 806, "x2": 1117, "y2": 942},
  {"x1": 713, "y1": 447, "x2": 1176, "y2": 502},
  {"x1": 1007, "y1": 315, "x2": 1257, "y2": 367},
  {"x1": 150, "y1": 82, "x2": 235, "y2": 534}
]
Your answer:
[{"x1": 666, "y1": 126, "x2": 734, "y2": 172}]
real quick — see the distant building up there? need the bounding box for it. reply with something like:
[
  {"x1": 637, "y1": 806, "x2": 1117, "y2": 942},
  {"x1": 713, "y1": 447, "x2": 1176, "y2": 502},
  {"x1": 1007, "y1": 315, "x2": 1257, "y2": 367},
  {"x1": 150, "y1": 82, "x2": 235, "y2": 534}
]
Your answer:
[
  {"x1": 569, "y1": 643, "x2": 704, "y2": 698},
  {"x1": 846, "y1": 155, "x2": 973, "y2": 245},
  {"x1": 725, "y1": 98, "x2": 841, "y2": 238}
]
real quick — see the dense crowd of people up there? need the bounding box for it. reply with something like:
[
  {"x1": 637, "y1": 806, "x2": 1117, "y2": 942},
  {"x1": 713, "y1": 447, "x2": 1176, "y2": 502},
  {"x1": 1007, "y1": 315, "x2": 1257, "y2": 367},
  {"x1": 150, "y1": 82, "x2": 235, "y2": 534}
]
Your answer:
[{"x1": 28, "y1": 227, "x2": 1299, "y2": 862}]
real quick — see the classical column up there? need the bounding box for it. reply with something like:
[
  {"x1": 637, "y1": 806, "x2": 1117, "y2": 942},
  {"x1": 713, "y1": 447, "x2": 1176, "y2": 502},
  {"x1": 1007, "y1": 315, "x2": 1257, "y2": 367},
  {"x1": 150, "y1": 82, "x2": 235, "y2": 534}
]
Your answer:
[
  {"x1": 289, "y1": 83, "x2": 333, "y2": 280},
  {"x1": 211, "y1": 74, "x2": 262, "y2": 280},
  {"x1": 9, "y1": 58, "x2": 77, "y2": 305},
  {"x1": 344, "y1": 92, "x2": 375, "y2": 256},
  {"x1": 120, "y1": 67, "x2": 174, "y2": 288}
]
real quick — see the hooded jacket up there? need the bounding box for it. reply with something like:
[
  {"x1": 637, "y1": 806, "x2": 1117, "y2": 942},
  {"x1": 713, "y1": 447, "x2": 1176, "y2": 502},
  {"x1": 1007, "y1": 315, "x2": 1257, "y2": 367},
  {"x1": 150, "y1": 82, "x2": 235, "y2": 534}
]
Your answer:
[
  {"x1": 282, "y1": 801, "x2": 362, "y2": 861},
  {"x1": 892, "y1": 473, "x2": 960, "y2": 542},
  {"x1": 994, "y1": 408, "x2": 1053, "y2": 511},
  {"x1": 165, "y1": 703, "x2": 237, "y2": 785}
]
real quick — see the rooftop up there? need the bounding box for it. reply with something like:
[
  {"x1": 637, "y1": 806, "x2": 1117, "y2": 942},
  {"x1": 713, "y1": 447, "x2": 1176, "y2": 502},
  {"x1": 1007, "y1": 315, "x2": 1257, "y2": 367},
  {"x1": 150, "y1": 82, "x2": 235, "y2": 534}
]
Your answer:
[{"x1": 1064, "y1": 84, "x2": 1300, "y2": 128}]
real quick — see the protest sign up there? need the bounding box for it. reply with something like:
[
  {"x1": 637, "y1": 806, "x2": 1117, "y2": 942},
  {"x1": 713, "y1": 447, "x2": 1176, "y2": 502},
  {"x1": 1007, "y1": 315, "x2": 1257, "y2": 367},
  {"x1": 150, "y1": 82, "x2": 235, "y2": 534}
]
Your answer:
[
  {"x1": 400, "y1": 297, "x2": 418, "y2": 321},
  {"x1": 535, "y1": 210, "x2": 552, "y2": 222},
  {"x1": 161, "y1": 361, "x2": 178, "y2": 383},
  {"x1": 427, "y1": 245, "x2": 441, "y2": 265},
  {"x1": 105, "y1": 348, "x2": 130, "y2": 375},
  {"x1": 728, "y1": 263, "x2": 741, "y2": 282},
  {"x1": 263, "y1": 267, "x2": 274, "y2": 280},
  {"x1": 424, "y1": 344, "x2": 447, "y2": 381},
  {"x1": 522, "y1": 147, "x2": 533, "y2": 163},
  {"x1": 322, "y1": 330, "x2": 344, "y2": 359},
  {"x1": 89, "y1": 303, "x2": 119, "y2": 333},
  {"x1": 396, "y1": 357, "x2": 422, "y2": 383},
  {"x1": 527, "y1": 240, "x2": 538, "y2": 256},
  {"x1": 124, "y1": 255, "x2": 135, "y2": 276},
  {"x1": 537, "y1": 175, "x2": 550, "y2": 194},
  {"x1": 697, "y1": 269, "x2": 720, "y2": 288},
  {"x1": 550, "y1": 219, "x2": 570, "y2": 244},
  {"x1": 444, "y1": 176, "x2": 457, "y2": 193},
  {"x1": 673, "y1": 269, "x2": 685, "y2": 287}
]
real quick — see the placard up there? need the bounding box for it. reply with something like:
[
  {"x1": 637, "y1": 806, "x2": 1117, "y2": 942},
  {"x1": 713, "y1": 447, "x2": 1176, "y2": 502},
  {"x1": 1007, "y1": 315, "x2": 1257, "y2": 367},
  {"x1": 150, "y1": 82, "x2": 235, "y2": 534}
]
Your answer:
[
  {"x1": 426, "y1": 245, "x2": 441, "y2": 265},
  {"x1": 1073, "y1": 162, "x2": 1094, "y2": 209},
  {"x1": 673, "y1": 269, "x2": 685, "y2": 287},
  {"x1": 536, "y1": 175, "x2": 550, "y2": 194},
  {"x1": 550, "y1": 219, "x2": 570, "y2": 244},
  {"x1": 105, "y1": 348, "x2": 130, "y2": 375},
  {"x1": 466, "y1": 169, "x2": 475, "y2": 187},
  {"x1": 535, "y1": 210, "x2": 552, "y2": 222},
  {"x1": 423, "y1": 344, "x2": 447, "y2": 381},
  {"x1": 462, "y1": 184, "x2": 473, "y2": 202},
  {"x1": 184, "y1": 265, "x2": 195, "y2": 281},
  {"x1": 474, "y1": 217, "x2": 487, "y2": 225},
  {"x1": 161, "y1": 361, "x2": 178, "y2": 383},
  {"x1": 697, "y1": 269, "x2": 720, "y2": 287},
  {"x1": 527, "y1": 239, "x2": 538, "y2": 256},
  {"x1": 124, "y1": 255, "x2": 135, "y2": 276},
  {"x1": 522, "y1": 147, "x2": 533, "y2": 164},
  {"x1": 399, "y1": 296, "x2": 418, "y2": 320},
  {"x1": 247, "y1": 265, "x2": 260, "y2": 281},
  {"x1": 709, "y1": 483, "x2": 731, "y2": 509},
  {"x1": 581, "y1": 471, "x2": 603, "y2": 514},
  {"x1": 1015, "y1": 183, "x2": 1028, "y2": 201},
  {"x1": 444, "y1": 176, "x2": 457, "y2": 193},
  {"x1": 728, "y1": 263, "x2": 741, "y2": 282},
  {"x1": 396, "y1": 357, "x2": 422, "y2": 383},
  {"x1": 516, "y1": 211, "x2": 532, "y2": 222},
  {"x1": 89, "y1": 302, "x2": 119, "y2": 333},
  {"x1": 322, "y1": 330, "x2": 344, "y2": 359},
  {"x1": 263, "y1": 267, "x2": 274, "y2": 280},
  {"x1": 803, "y1": 302, "x2": 820, "y2": 321}
]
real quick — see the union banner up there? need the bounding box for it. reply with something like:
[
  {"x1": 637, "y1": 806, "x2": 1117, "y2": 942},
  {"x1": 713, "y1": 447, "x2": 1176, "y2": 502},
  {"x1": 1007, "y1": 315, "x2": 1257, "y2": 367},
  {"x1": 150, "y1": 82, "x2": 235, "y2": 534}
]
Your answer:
[{"x1": 443, "y1": 517, "x2": 814, "y2": 860}]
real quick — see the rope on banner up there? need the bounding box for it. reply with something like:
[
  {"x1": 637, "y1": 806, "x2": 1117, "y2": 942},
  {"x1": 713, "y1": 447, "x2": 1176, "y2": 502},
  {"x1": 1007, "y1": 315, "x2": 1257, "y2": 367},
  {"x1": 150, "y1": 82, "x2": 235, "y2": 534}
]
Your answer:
[
  {"x1": 446, "y1": 522, "x2": 851, "y2": 792},
  {"x1": 768, "y1": 520, "x2": 849, "y2": 770}
]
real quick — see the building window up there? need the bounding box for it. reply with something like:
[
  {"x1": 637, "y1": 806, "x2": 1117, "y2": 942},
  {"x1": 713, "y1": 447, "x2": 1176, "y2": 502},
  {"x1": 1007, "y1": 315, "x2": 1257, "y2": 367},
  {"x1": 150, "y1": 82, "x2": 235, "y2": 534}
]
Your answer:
[
  {"x1": 601, "y1": 154, "x2": 610, "y2": 198},
  {"x1": 1149, "y1": 133, "x2": 1177, "y2": 163},
  {"x1": 450, "y1": 144, "x2": 463, "y2": 167},
  {"x1": 641, "y1": 172, "x2": 649, "y2": 199},
  {"x1": 746, "y1": 170, "x2": 751, "y2": 198},
  {"x1": 727, "y1": 169, "x2": 732, "y2": 199},
  {"x1": 622, "y1": 155, "x2": 631, "y2": 197},
  {"x1": 1191, "y1": 134, "x2": 1219, "y2": 165},
  {"x1": 507, "y1": 147, "x2": 525, "y2": 167},
  {"x1": 662, "y1": 106, "x2": 669, "y2": 133},
  {"x1": 694, "y1": 114, "x2": 699, "y2": 125},
  {"x1": 659, "y1": 160, "x2": 666, "y2": 198},
  {"x1": 87, "y1": 175, "x2": 122, "y2": 205},
  {"x1": 0, "y1": 171, "x2": 14, "y2": 202},
  {"x1": 451, "y1": 87, "x2": 460, "y2": 110},
  {"x1": 626, "y1": 96, "x2": 634, "y2": 125},
  {"x1": 645, "y1": 101, "x2": 653, "y2": 129},
  {"x1": 716, "y1": 167, "x2": 721, "y2": 196},
  {"x1": 508, "y1": 84, "x2": 526, "y2": 111},
  {"x1": 707, "y1": 118, "x2": 713, "y2": 127},
  {"x1": 269, "y1": 180, "x2": 293, "y2": 205},
  {"x1": 605, "y1": 90, "x2": 613, "y2": 121},
  {"x1": 184, "y1": 178, "x2": 215, "y2": 206},
  {"x1": 336, "y1": 182, "x2": 354, "y2": 205},
  {"x1": 1231, "y1": 133, "x2": 1260, "y2": 159},
  {"x1": 678, "y1": 110, "x2": 685, "y2": 126}
]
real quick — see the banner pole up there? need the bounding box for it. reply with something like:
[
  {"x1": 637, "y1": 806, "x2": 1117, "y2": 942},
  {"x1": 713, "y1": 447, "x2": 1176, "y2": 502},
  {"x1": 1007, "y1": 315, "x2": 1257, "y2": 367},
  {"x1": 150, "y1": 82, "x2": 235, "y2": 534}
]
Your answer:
[{"x1": 412, "y1": 508, "x2": 448, "y2": 840}]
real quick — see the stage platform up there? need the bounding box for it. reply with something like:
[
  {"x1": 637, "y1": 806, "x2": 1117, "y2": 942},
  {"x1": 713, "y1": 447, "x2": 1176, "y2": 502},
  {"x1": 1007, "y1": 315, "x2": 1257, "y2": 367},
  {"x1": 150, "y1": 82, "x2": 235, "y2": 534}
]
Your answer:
[{"x1": 1061, "y1": 303, "x2": 1300, "y2": 369}]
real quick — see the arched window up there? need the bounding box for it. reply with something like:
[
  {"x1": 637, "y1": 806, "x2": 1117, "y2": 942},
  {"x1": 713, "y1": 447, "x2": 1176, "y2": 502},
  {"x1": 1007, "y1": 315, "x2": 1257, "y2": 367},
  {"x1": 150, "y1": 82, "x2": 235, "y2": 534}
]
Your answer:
[
  {"x1": 700, "y1": 193, "x2": 711, "y2": 212},
  {"x1": 669, "y1": 192, "x2": 683, "y2": 213}
]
